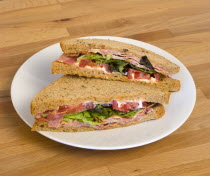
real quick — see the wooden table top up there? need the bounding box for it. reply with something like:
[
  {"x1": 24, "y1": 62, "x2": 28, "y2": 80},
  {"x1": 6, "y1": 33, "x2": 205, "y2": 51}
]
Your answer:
[{"x1": 1, "y1": 0, "x2": 210, "y2": 175}]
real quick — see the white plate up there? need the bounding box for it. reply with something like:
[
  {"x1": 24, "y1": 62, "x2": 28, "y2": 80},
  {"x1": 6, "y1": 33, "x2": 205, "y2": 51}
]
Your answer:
[{"x1": 11, "y1": 36, "x2": 196, "y2": 150}]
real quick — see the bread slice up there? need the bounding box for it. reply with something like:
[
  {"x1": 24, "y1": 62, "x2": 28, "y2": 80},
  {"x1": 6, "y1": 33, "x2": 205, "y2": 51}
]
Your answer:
[
  {"x1": 32, "y1": 104, "x2": 165, "y2": 132},
  {"x1": 60, "y1": 39, "x2": 180, "y2": 74},
  {"x1": 31, "y1": 75, "x2": 170, "y2": 115},
  {"x1": 52, "y1": 61, "x2": 180, "y2": 92}
]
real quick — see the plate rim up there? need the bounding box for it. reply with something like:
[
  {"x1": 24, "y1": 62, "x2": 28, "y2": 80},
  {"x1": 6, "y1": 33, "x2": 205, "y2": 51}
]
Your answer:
[{"x1": 11, "y1": 36, "x2": 196, "y2": 150}]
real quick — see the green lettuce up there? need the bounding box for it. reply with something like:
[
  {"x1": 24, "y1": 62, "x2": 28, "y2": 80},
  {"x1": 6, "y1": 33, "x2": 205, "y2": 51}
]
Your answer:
[
  {"x1": 77, "y1": 54, "x2": 129, "y2": 73},
  {"x1": 77, "y1": 53, "x2": 158, "y2": 75},
  {"x1": 63, "y1": 111, "x2": 99, "y2": 126},
  {"x1": 92, "y1": 105, "x2": 140, "y2": 118},
  {"x1": 77, "y1": 54, "x2": 105, "y2": 63},
  {"x1": 104, "y1": 59, "x2": 129, "y2": 73},
  {"x1": 42, "y1": 113, "x2": 49, "y2": 117},
  {"x1": 115, "y1": 109, "x2": 140, "y2": 117},
  {"x1": 81, "y1": 54, "x2": 105, "y2": 60},
  {"x1": 129, "y1": 65, "x2": 156, "y2": 74},
  {"x1": 63, "y1": 104, "x2": 141, "y2": 126}
]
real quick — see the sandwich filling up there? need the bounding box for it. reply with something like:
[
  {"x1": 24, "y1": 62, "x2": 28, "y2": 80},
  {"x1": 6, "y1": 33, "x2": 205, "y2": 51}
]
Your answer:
[
  {"x1": 34, "y1": 100, "x2": 157, "y2": 130},
  {"x1": 56, "y1": 49, "x2": 169, "y2": 82}
]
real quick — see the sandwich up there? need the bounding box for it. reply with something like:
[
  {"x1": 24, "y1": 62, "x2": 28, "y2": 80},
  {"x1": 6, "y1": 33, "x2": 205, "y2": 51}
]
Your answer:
[
  {"x1": 52, "y1": 39, "x2": 180, "y2": 92},
  {"x1": 31, "y1": 75, "x2": 169, "y2": 132}
]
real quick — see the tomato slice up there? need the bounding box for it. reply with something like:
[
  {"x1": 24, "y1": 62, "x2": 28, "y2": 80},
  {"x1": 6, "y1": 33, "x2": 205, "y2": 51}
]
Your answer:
[
  {"x1": 79, "y1": 59, "x2": 95, "y2": 67},
  {"x1": 127, "y1": 68, "x2": 150, "y2": 80}
]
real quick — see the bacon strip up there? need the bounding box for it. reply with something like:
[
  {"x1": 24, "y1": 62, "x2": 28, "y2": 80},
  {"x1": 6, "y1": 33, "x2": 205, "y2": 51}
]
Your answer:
[
  {"x1": 34, "y1": 113, "x2": 48, "y2": 121},
  {"x1": 94, "y1": 107, "x2": 153, "y2": 129},
  {"x1": 154, "y1": 66, "x2": 169, "y2": 76},
  {"x1": 47, "y1": 111, "x2": 64, "y2": 127},
  {"x1": 154, "y1": 73, "x2": 161, "y2": 81},
  {"x1": 35, "y1": 102, "x2": 95, "y2": 128},
  {"x1": 56, "y1": 54, "x2": 112, "y2": 72},
  {"x1": 56, "y1": 54, "x2": 77, "y2": 64},
  {"x1": 62, "y1": 120, "x2": 91, "y2": 128}
]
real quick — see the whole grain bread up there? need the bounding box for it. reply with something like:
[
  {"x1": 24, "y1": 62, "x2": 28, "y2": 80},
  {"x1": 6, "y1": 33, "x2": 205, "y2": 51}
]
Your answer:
[
  {"x1": 31, "y1": 75, "x2": 170, "y2": 115},
  {"x1": 52, "y1": 61, "x2": 180, "y2": 92},
  {"x1": 32, "y1": 104, "x2": 165, "y2": 132},
  {"x1": 60, "y1": 39, "x2": 180, "y2": 74}
]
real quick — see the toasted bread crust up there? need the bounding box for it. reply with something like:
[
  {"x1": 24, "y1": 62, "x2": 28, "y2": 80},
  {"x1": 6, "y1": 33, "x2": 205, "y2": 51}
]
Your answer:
[
  {"x1": 32, "y1": 104, "x2": 165, "y2": 132},
  {"x1": 31, "y1": 75, "x2": 170, "y2": 115},
  {"x1": 60, "y1": 39, "x2": 180, "y2": 74},
  {"x1": 52, "y1": 61, "x2": 180, "y2": 92}
]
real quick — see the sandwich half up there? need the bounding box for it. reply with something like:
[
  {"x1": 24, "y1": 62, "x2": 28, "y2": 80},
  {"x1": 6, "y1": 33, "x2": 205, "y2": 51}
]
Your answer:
[
  {"x1": 52, "y1": 39, "x2": 180, "y2": 91},
  {"x1": 31, "y1": 75, "x2": 169, "y2": 132}
]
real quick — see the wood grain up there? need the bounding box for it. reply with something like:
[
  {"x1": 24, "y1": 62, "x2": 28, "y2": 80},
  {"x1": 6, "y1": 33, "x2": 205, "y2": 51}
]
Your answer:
[{"x1": 1, "y1": 0, "x2": 210, "y2": 176}]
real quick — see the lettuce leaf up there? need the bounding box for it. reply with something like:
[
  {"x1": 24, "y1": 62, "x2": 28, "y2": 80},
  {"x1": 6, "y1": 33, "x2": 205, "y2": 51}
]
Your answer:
[
  {"x1": 42, "y1": 113, "x2": 49, "y2": 117},
  {"x1": 105, "y1": 59, "x2": 129, "y2": 73},
  {"x1": 77, "y1": 54, "x2": 105, "y2": 63},
  {"x1": 81, "y1": 54, "x2": 105, "y2": 60},
  {"x1": 91, "y1": 105, "x2": 140, "y2": 118},
  {"x1": 63, "y1": 104, "x2": 141, "y2": 126},
  {"x1": 78, "y1": 53, "x2": 160, "y2": 75},
  {"x1": 78, "y1": 54, "x2": 129, "y2": 73},
  {"x1": 63, "y1": 111, "x2": 99, "y2": 126},
  {"x1": 114, "y1": 109, "x2": 140, "y2": 117},
  {"x1": 129, "y1": 65, "x2": 156, "y2": 74}
]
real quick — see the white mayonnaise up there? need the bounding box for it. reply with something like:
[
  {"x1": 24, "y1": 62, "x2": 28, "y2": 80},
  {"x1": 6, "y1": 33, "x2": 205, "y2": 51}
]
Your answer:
[{"x1": 114, "y1": 100, "x2": 144, "y2": 109}]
